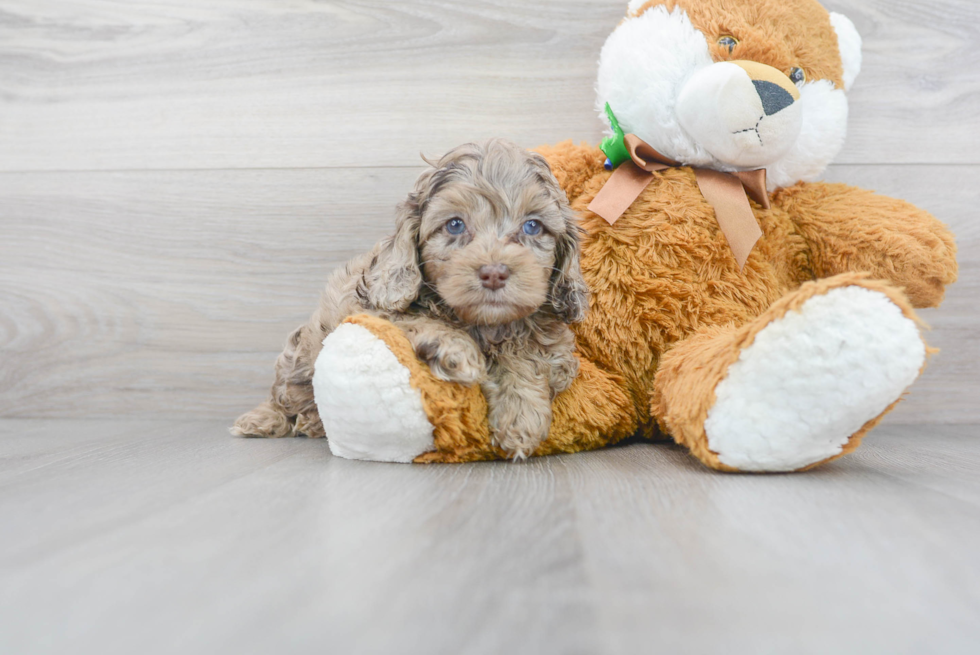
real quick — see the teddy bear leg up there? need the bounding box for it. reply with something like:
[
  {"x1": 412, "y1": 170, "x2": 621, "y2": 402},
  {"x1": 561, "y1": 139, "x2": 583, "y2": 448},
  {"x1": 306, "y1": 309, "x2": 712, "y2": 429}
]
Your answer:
[
  {"x1": 313, "y1": 314, "x2": 637, "y2": 464},
  {"x1": 310, "y1": 314, "x2": 480, "y2": 463},
  {"x1": 652, "y1": 273, "x2": 928, "y2": 472}
]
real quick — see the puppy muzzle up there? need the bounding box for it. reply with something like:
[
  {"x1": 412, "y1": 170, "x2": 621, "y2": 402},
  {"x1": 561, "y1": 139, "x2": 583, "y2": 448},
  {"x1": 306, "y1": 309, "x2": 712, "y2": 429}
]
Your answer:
[{"x1": 676, "y1": 60, "x2": 803, "y2": 169}]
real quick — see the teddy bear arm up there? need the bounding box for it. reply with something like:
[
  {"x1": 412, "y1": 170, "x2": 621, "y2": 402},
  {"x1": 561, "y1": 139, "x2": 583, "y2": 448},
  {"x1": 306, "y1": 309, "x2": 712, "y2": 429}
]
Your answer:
[
  {"x1": 529, "y1": 357, "x2": 637, "y2": 458},
  {"x1": 314, "y1": 314, "x2": 638, "y2": 463},
  {"x1": 773, "y1": 182, "x2": 958, "y2": 308},
  {"x1": 419, "y1": 355, "x2": 638, "y2": 462}
]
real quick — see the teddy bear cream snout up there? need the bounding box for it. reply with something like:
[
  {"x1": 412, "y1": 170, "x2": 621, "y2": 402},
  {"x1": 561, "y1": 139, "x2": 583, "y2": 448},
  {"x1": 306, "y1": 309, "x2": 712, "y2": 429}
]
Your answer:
[{"x1": 676, "y1": 59, "x2": 803, "y2": 170}]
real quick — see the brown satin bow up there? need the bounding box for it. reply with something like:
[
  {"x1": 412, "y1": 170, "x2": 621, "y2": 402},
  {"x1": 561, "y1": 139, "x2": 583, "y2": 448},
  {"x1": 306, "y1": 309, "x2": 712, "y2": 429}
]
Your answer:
[{"x1": 587, "y1": 134, "x2": 769, "y2": 270}]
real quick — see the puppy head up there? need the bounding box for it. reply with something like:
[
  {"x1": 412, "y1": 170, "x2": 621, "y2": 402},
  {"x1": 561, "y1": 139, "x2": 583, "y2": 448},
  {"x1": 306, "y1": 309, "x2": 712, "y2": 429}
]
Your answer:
[{"x1": 366, "y1": 139, "x2": 587, "y2": 326}]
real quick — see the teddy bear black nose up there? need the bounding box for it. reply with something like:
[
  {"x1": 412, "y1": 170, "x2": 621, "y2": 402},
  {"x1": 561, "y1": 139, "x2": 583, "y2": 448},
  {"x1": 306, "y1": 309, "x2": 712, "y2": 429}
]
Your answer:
[{"x1": 753, "y1": 80, "x2": 796, "y2": 115}]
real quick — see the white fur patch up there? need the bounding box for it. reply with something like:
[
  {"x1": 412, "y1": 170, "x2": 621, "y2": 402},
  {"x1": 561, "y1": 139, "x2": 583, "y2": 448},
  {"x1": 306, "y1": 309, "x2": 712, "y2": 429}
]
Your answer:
[
  {"x1": 313, "y1": 323, "x2": 435, "y2": 463},
  {"x1": 830, "y1": 12, "x2": 863, "y2": 91},
  {"x1": 704, "y1": 287, "x2": 925, "y2": 472}
]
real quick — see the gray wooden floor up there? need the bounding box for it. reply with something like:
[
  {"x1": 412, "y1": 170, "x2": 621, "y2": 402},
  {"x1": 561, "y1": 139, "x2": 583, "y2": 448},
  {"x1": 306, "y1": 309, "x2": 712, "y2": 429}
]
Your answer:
[{"x1": 1, "y1": 420, "x2": 978, "y2": 654}]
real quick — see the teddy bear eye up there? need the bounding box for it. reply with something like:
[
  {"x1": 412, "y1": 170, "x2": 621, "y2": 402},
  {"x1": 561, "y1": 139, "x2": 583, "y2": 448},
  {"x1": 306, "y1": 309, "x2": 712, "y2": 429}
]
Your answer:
[
  {"x1": 718, "y1": 36, "x2": 739, "y2": 53},
  {"x1": 790, "y1": 67, "x2": 807, "y2": 85}
]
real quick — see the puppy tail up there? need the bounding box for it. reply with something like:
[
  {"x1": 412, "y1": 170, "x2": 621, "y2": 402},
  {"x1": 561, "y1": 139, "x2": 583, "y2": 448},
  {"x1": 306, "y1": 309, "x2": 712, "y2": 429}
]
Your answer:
[{"x1": 230, "y1": 400, "x2": 295, "y2": 438}]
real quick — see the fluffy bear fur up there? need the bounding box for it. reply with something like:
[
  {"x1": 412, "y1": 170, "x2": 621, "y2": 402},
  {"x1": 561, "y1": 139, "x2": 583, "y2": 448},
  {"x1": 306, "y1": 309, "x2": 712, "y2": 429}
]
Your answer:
[{"x1": 307, "y1": 0, "x2": 957, "y2": 472}]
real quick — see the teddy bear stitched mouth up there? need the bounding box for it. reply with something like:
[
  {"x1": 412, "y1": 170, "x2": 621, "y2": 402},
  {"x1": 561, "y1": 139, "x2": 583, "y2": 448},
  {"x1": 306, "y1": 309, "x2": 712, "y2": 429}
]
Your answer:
[
  {"x1": 732, "y1": 116, "x2": 766, "y2": 146},
  {"x1": 729, "y1": 80, "x2": 796, "y2": 148}
]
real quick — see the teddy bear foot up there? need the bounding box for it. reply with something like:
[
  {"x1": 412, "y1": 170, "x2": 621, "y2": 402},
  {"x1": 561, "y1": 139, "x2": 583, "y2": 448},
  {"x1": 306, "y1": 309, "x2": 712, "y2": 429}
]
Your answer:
[
  {"x1": 312, "y1": 321, "x2": 437, "y2": 463},
  {"x1": 655, "y1": 275, "x2": 928, "y2": 473},
  {"x1": 706, "y1": 282, "x2": 927, "y2": 472}
]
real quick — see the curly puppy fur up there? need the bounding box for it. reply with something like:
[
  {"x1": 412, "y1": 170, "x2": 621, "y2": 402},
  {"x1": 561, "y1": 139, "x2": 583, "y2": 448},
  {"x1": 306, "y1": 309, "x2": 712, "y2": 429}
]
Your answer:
[{"x1": 233, "y1": 139, "x2": 589, "y2": 458}]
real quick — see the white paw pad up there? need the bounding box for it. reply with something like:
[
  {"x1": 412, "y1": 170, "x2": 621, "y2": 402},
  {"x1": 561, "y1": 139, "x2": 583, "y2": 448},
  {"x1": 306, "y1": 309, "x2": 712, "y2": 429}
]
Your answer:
[
  {"x1": 705, "y1": 287, "x2": 925, "y2": 472},
  {"x1": 312, "y1": 323, "x2": 435, "y2": 463}
]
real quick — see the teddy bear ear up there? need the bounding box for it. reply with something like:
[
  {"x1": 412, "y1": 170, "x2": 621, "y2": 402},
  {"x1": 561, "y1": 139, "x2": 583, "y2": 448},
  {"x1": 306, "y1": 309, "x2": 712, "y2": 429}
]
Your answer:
[{"x1": 829, "y1": 12, "x2": 863, "y2": 91}]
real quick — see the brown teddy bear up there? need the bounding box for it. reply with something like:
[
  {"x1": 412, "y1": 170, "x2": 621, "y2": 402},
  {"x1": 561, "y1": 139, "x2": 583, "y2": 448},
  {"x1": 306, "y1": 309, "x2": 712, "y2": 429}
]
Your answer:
[{"x1": 309, "y1": 0, "x2": 958, "y2": 471}]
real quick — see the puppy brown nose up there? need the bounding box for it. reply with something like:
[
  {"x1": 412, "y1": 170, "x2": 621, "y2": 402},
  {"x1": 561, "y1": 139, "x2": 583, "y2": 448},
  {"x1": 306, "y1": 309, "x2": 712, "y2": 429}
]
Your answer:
[{"x1": 478, "y1": 264, "x2": 510, "y2": 290}]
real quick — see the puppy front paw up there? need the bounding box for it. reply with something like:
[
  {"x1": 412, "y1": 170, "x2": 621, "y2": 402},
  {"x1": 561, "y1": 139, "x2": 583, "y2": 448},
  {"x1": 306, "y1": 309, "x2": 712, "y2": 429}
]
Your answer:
[
  {"x1": 549, "y1": 354, "x2": 579, "y2": 397},
  {"x1": 490, "y1": 404, "x2": 552, "y2": 461},
  {"x1": 415, "y1": 336, "x2": 487, "y2": 386}
]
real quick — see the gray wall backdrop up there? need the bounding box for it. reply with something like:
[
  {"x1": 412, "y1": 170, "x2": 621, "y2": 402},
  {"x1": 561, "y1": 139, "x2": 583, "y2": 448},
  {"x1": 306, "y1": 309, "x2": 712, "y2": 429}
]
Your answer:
[{"x1": 0, "y1": 0, "x2": 977, "y2": 422}]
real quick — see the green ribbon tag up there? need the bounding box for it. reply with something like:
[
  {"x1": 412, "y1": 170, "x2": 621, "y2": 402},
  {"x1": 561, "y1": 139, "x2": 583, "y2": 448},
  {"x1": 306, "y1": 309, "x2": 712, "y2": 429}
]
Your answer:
[{"x1": 600, "y1": 103, "x2": 631, "y2": 169}]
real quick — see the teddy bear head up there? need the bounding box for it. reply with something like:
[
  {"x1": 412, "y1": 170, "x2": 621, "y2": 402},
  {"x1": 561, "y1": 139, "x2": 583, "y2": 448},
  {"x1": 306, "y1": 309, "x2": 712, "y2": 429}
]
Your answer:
[{"x1": 596, "y1": 0, "x2": 862, "y2": 189}]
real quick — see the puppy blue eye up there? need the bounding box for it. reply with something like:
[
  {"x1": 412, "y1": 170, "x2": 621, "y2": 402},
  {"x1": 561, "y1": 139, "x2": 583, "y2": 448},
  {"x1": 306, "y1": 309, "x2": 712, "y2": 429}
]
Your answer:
[
  {"x1": 445, "y1": 218, "x2": 466, "y2": 235},
  {"x1": 522, "y1": 219, "x2": 543, "y2": 236}
]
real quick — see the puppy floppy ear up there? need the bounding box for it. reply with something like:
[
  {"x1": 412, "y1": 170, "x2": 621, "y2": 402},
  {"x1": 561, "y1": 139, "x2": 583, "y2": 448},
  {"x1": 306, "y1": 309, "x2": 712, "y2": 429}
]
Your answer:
[
  {"x1": 525, "y1": 151, "x2": 588, "y2": 324},
  {"x1": 549, "y1": 200, "x2": 589, "y2": 324},
  {"x1": 362, "y1": 179, "x2": 428, "y2": 313}
]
